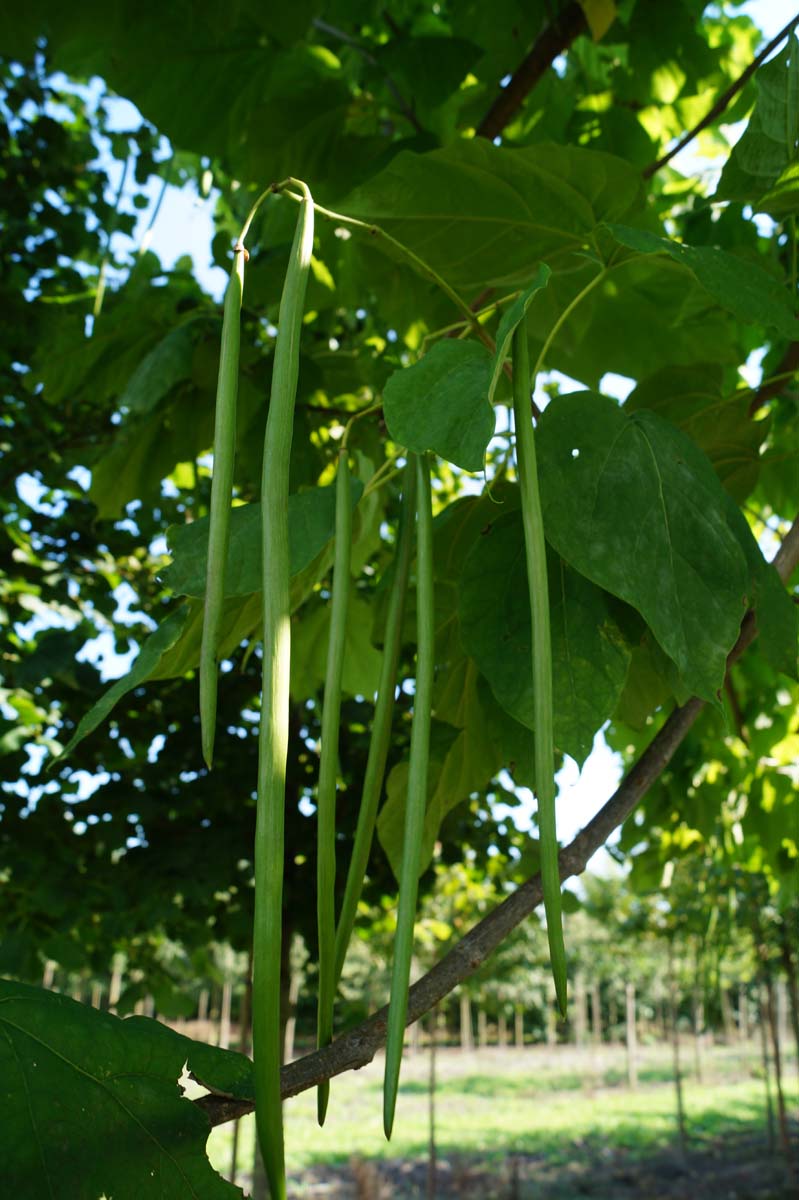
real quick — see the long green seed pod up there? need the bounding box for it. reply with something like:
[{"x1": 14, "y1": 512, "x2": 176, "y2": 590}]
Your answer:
[
  {"x1": 511, "y1": 315, "x2": 567, "y2": 1017},
  {"x1": 316, "y1": 447, "x2": 353, "y2": 1126},
  {"x1": 253, "y1": 182, "x2": 314, "y2": 1200},
  {"x1": 199, "y1": 246, "x2": 246, "y2": 768},
  {"x1": 333, "y1": 459, "x2": 417, "y2": 986},
  {"x1": 383, "y1": 453, "x2": 434, "y2": 1139}
]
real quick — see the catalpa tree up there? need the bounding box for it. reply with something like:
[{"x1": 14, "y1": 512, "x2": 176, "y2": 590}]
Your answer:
[{"x1": 1, "y1": 3, "x2": 797, "y2": 1197}]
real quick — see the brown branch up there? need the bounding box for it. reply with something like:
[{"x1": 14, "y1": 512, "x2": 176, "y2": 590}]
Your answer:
[
  {"x1": 476, "y1": 2, "x2": 588, "y2": 141},
  {"x1": 642, "y1": 14, "x2": 799, "y2": 179},
  {"x1": 748, "y1": 342, "x2": 799, "y2": 417},
  {"x1": 195, "y1": 511, "x2": 799, "y2": 1128}
]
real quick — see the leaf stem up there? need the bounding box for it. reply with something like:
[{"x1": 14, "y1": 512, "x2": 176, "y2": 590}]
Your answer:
[
  {"x1": 274, "y1": 182, "x2": 495, "y2": 355},
  {"x1": 530, "y1": 266, "x2": 607, "y2": 384}
]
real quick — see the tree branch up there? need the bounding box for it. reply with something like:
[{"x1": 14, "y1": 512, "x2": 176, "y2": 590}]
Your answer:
[
  {"x1": 476, "y1": 2, "x2": 588, "y2": 141},
  {"x1": 195, "y1": 511, "x2": 799, "y2": 1128},
  {"x1": 642, "y1": 14, "x2": 799, "y2": 179},
  {"x1": 748, "y1": 342, "x2": 799, "y2": 417}
]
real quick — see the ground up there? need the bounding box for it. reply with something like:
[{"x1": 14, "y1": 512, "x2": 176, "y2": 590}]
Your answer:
[{"x1": 204, "y1": 1039, "x2": 798, "y2": 1198}]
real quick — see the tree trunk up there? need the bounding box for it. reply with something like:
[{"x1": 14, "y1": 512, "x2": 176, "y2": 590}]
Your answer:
[
  {"x1": 591, "y1": 981, "x2": 602, "y2": 1045},
  {"x1": 573, "y1": 969, "x2": 585, "y2": 1046},
  {"x1": 692, "y1": 984, "x2": 704, "y2": 1084},
  {"x1": 776, "y1": 979, "x2": 789, "y2": 1061},
  {"x1": 738, "y1": 982, "x2": 749, "y2": 1043},
  {"x1": 514, "y1": 1005, "x2": 524, "y2": 1048},
  {"x1": 427, "y1": 1007, "x2": 438, "y2": 1200},
  {"x1": 720, "y1": 982, "x2": 735, "y2": 1044},
  {"x1": 197, "y1": 987, "x2": 209, "y2": 1022},
  {"x1": 108, "y1": 955, "x2": 123, "y2": 1014},
  {"x1": 477, "y1": 1006, "x2": 488, "y2": 1049},
  {"x1": 283, "y1": 958, "x2": 302, "y2": 1064},
  {"x1": 498, "y1": 1011, "x2": 508, "y2": 1048},
  {"x1": 668, "y1": 947, "x2": 687, "y2": 1155},
  {"x1": 459, "y1": 993, "x2": 473, "y2": 1051},
  {"x1": 90, "y1": 982, "x2": 102, "y2": 1009},
  {"x1": 42, "y1": 960, "x2": 56, "y2": 990},
  {"x1": 778, "y1": 923, "x2": 799, "y2": 1080},
  {"x1": 545, "y1": 986, "x2": 557, "y2": 1046},
  {"x1": 608, "y1": 991, "x2": 618, "y2": 1041},
  {"x1": 218, "y1": 979, "x2": 232, "y2": 1050},
  {"x1": 409, "y1": 1017, "x2": 422, "y2": 1056},
  {"x1": 625, "y1": 981, "x2": 638, "y2": 1090},
  {"x1": 758, "y1": 984, "x2": 776, "y2": 1153},
  {"x1": 765, "y1": 970, "x2": 794, "y2": 1167}
]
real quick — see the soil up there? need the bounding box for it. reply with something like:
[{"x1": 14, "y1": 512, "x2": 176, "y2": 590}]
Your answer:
[{"x1": 292, "y1": 1132, "x2": 798, "y2": 1199}]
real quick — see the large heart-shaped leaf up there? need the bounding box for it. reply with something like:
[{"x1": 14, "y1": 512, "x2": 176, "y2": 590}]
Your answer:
[
  {"x1": 343, "y1": 140, "x2": 642, "y2": 289},
  {"x1": 382, "y1": 340, "x2": 494, "y2": 471},
  {"x1": 0, "y1": 979, "x2": 251, "y2": 1200},
  {"x1": 161, "y1": 477, "x2": 363, "y2": 598},
  {"x1": 536, "y1": 392, "x2": 750, "y2": 702},
  {"x1": 606, "y1": 224, "x2": 799, "y2": 341},
  {"x1": 458, "y1": 511, "x2": 631, "y2": 764}
]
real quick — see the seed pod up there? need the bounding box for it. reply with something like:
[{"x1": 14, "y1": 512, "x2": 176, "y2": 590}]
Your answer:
[
  {"x1": 316, "y1": 447, "x2": 353, "y2": 1125},
  {"x1": 333, "y1": 458, "x2": 417, "y2": 986},
  {"x1": 199, "y1": 247, "x2": 245, "y2": 769},
  {"x1": 253, "y1": 182, "x2": 314, "y2": 1200},
  {"x1": 511, "y1": 314, "x2": 567, "y2": 1016},
  {"x1": 383, "y1": 452, "x2": 434, "y2": 1139}
]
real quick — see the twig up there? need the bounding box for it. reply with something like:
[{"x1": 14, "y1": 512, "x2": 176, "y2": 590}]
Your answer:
[
  {"x1": 748, "y1": 342, "x2": 799, "y2": 417},
  {"x1": 312, "y1": 17, "x2": 423, "y2": 135},
  {"x1": 194, "y1": 517, "x2": 799, "y2": 1126},
  {"x1": 643, "y1": 14, "x2": 799, "y2": 179},
  {"x1": 476, "y1": 2, "x2": 588, "y2": 141}
]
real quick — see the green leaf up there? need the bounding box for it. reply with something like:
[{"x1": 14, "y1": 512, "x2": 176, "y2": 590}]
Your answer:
[
  {"x1": 536, "y1": 392, "x2": 750, "y2": 703},
  {"x1": 757, "y1": 562, "x2": 798, "y2": 679},
  {"x1": 149, "y1": 594, "x2": 262, "y2": 682},
  {"x1": 162, "y1": 478, "x2": 363, "y2": 598},
  {"x1": 0, "y1": 978, "x2": 248, "y2": 1199},
  {"x1": 488, "y1": 265, "x2": 552, "y2": 404},
  {"x1": 625, "y1": 365, "x2": 763, "y2": 502},
  {"x1": 56, "y1": 605, "x2": 191, "y2": 762},
  {"x1": 343, "y1": 140, "x2": 643, "y2": 289},
  {"x1": 290, "y1": 596, "x2": 383, "y2": 699},
  {"x1": 606, "y1": 224, "x2": 799, "y2": 342},
  {"x1": 721, "y1": 498, "x2": 798, "y2": 681},
  {"x1": 120, "y1": 324, "x2": 196, "y2": 415},
  {"x1": 614, "y1": 637, "x2": 676, "y2": 730},
  {"x1": 715, "y1": 36, "x2": 799, "y2": 213},
  {"x1": 526, "y1": 254, "x2": 740, "y2": 388},
  {"x1": 375, "y1": 35, "x2": 481, "y2": 114},
  {"x1": 378, "y1": 700, "x2": 496, "y2": 881},
  {"x1": 90, "y1": 389, "x2": 214, "y2": 519},
  {"x1": 458, "y1": 511, "x2": 631, "y2": 764},
  {"x1": 382, "y1": 340, "x2": 494, "y2": 471}
]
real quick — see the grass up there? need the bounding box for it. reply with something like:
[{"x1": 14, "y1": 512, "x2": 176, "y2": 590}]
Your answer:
[{"x1": 205, "y1": 1039, "x2": 798, "y2": 1196}]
